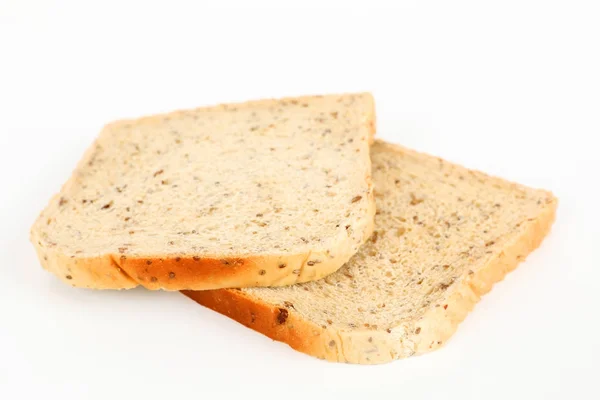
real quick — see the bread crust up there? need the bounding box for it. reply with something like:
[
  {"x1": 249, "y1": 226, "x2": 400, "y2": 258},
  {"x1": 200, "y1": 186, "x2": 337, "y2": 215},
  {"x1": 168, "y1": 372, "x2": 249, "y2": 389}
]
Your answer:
[
  {"x1": 183, "y1": 168, "x2": 557, "y2": 364},
  {"x1": 30, "y1": 93, "x2": 377, "y2": 290},
  {"x1": 32, "y1": 215, "x2": 375, "y2": 291}
]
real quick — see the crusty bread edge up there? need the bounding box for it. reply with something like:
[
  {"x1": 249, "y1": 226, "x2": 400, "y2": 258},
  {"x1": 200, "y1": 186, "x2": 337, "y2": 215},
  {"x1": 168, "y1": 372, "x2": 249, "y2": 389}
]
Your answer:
[
  {"x1": 182, "y1": 163, "x2": 558, "y2": 364},
  {"x1": 30, "y1": 93, "x2": 377, "y2": 291},
  {"x1": 103, "y1": 92, "x2": 376, "y2": 131}
]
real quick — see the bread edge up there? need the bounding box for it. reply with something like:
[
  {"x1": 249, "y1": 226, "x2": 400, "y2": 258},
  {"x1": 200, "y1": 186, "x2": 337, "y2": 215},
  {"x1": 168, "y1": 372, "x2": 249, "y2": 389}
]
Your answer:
[{"x1": 104, "y1": 92, "x2": 376, "y2": 131}]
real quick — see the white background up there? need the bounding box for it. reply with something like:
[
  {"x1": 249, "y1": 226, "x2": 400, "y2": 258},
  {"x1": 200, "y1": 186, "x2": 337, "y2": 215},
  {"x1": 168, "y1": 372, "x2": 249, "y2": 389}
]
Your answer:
[{"x1": 1, "y1": 1, "x2": 598, "y2": 399}]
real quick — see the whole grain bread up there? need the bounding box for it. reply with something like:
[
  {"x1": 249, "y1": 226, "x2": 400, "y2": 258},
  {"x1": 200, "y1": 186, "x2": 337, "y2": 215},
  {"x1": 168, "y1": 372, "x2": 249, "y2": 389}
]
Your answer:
[
  {"x1": 183, "y1": 140, "x2": 557, "y2": 364},
  {"x1": 31, "y1": 93, "x2": 376, "y2": 290}
]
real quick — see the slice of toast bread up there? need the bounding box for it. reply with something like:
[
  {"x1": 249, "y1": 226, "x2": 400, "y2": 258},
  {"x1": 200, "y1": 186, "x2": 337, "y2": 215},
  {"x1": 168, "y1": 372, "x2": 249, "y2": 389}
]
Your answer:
[
  {"x1": 31, "y1": 93, "x2": 376, "y2": 290},
  {"x1": 183, "y1": 140, "x2": 557, "y2": 364}
]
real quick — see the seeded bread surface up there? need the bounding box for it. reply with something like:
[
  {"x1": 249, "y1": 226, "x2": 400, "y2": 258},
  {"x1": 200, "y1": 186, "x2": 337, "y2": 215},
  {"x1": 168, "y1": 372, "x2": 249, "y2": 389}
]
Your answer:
[
  {"x1": 31, "y1": 93, "x2": 376, "y2": 290},
  {"x1": 184, "y1": 140, "x2": 557, "y2": 364}
]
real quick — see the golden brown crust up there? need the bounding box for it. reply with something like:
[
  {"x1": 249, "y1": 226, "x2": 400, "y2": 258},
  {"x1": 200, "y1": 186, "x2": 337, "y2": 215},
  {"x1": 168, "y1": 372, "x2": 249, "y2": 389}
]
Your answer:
[
  {"x1": 32, "y1": 230, "x2": 374, "y2": 291},
  {"x1": 182, "y1": 194, "x2": 557, "y2": 364},
  {"x1": 182, "y1": 287, "x2": 341, "y2": 361}
]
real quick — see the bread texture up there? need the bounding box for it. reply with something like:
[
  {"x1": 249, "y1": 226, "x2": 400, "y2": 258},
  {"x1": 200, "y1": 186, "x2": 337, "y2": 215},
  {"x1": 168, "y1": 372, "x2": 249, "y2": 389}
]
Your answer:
[
  {"x1": 183, "y1": 140, "x2": 557, "y2": 364},
  {"x1": 31, "y1": 93, "x2": 376, "y2": 290}
]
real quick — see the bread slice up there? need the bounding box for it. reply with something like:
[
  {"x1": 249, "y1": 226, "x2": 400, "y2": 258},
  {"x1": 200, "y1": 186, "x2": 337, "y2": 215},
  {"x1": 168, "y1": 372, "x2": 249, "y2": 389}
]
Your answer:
[
  {"x1": 31, "y1": 93, "x2": 376, "y2": 290},
  {"x1": 183, "y1": 140, "x2": 557, "y2": 364}
]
